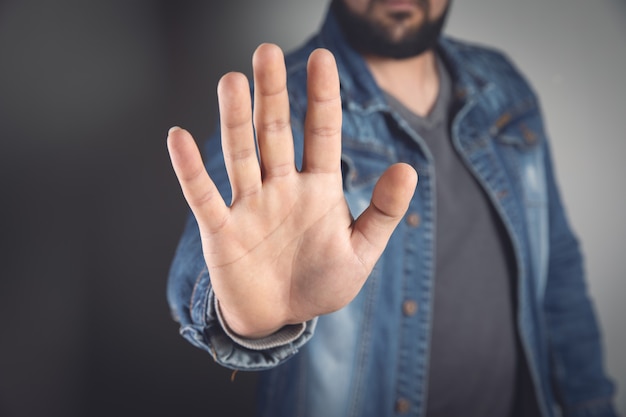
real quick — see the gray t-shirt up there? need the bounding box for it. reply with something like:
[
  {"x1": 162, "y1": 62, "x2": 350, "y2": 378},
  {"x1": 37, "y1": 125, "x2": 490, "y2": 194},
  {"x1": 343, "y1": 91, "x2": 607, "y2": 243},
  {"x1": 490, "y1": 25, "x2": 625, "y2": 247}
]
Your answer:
[{"x1": 384, "y1": 57, "x2": 519, "y2": 417}]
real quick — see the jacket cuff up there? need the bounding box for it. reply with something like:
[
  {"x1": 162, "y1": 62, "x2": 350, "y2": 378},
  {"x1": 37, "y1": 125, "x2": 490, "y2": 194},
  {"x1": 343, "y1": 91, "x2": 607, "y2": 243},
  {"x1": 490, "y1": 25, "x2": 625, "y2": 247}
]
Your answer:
[{"x1": 177, "y1": 287, "x2": 317, "y2": 371}]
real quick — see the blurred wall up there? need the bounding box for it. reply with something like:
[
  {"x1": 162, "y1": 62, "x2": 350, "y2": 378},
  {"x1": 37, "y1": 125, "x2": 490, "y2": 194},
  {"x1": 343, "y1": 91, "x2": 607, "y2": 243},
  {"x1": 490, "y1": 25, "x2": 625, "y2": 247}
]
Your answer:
[{"x1": 0, "y1": 0, "x2": 623, "y2": 416}]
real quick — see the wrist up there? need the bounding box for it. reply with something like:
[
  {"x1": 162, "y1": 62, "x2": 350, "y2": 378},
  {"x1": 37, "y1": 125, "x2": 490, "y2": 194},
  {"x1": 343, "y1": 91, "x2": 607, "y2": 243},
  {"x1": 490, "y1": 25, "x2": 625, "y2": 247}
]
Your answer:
[
  {"x1": 216, "y1": 298, "x2": 285, "y2": 340},
  {"x1": 214, "y1": 297, "x2": 309, "y2": 350}
]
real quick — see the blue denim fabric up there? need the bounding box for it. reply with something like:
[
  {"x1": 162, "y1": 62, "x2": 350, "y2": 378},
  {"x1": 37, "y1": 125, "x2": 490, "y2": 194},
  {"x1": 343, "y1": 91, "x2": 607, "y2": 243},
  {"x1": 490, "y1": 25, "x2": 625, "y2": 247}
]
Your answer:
[{"x1": 167, "y1": 10, "x2": 617, "y2": 417}]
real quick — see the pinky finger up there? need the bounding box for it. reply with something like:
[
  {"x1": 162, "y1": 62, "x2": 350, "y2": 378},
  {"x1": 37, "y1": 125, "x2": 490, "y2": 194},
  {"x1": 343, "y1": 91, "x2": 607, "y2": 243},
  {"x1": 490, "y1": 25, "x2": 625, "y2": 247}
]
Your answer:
[{"x1": 167, "y1": 126, "x2": 229, "y2": 233}]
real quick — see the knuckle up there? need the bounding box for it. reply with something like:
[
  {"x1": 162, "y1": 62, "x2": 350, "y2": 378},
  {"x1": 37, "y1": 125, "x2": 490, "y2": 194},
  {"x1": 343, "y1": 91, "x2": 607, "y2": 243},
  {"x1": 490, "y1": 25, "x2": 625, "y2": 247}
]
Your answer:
[
  {"x1": 307, "y1": 125, "x2": 340, "y2": 138},
  {"x1": 225, "y1": 147, "x2": 257, "y2": 162},
  {"x1": 257, "y1": 118, "x2": 290, "y2": 134}
]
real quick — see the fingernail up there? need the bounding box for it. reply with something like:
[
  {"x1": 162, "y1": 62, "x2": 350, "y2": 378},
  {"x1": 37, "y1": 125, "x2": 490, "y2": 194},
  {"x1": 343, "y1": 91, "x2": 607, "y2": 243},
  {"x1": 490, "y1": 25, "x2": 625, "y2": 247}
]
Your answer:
[{"x1": 168, "y1": 126, "x2": 181, "y2": 136}]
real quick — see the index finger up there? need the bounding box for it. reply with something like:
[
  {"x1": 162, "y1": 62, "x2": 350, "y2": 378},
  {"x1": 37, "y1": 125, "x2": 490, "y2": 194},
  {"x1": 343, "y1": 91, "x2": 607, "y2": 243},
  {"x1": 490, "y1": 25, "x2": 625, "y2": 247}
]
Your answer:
[{"x1": 302, "y1": 49, "x2": 342, "y2": 174}]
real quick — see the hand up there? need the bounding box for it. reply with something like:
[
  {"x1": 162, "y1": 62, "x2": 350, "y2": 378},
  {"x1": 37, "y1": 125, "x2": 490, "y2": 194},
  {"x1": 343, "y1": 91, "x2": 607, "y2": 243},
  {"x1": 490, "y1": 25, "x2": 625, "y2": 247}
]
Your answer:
[{"x1": 167, "y1": 43, "x2": 417, "y2": 339}]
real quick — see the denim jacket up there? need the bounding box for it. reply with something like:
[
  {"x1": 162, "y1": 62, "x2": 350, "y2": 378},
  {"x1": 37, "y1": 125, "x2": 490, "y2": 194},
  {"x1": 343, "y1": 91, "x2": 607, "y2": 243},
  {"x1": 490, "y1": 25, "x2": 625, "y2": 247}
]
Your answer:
[{"x1": 167, "y1": 10, "x2": 617, "y2": 417}]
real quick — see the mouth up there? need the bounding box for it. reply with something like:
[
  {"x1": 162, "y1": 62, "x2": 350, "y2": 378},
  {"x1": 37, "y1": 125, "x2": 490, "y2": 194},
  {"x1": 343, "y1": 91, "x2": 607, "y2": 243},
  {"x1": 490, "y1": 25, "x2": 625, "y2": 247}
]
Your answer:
[{"x1": 377, "y1": 0, "x2": 421, "y2": 13}]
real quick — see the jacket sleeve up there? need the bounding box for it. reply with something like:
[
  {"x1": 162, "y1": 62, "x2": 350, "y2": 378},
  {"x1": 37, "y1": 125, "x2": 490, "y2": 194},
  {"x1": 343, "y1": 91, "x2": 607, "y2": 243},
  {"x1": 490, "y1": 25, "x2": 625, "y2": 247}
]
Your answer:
[
  {"x1": 166, "y1": 107, "x2": 317, "y2": 371},
  {"x1": 542, "y1": 140, "x2": 618, "y2": 417}
]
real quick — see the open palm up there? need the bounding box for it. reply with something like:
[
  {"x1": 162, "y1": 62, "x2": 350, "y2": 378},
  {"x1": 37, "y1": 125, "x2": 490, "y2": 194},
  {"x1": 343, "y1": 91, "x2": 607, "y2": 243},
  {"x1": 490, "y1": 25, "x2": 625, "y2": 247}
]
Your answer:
[{"x1": 167, "y1": 44, "x2": 417, "y2": 339}]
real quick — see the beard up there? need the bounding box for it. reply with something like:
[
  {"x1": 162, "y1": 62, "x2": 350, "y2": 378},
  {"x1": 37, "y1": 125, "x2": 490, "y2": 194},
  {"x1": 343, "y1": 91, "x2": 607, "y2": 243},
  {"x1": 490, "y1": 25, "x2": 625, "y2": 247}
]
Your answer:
[{"x1": 331, "y1": 0, "x2": 450, "y2": 59}]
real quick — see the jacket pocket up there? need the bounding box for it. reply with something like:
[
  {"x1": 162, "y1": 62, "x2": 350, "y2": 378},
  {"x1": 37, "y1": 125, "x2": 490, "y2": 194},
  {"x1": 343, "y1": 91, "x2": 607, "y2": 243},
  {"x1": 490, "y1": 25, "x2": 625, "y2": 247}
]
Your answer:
[{"x1": 492, "y1": 112, "x2": 548, "y2": 207}]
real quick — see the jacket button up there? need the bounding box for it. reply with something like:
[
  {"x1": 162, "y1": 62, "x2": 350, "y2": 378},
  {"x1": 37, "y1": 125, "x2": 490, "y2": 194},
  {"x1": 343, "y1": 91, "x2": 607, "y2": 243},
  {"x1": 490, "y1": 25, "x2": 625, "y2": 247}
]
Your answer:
[
  {"x1": 402, "y1": 300, "x2": 418, "y2": 316},
  {"x1": 395, "y1": 398, "x2": 411, "y2": 414},
  {"x1": 406, "y1": 213, "x2": 421, "y2": 227}
]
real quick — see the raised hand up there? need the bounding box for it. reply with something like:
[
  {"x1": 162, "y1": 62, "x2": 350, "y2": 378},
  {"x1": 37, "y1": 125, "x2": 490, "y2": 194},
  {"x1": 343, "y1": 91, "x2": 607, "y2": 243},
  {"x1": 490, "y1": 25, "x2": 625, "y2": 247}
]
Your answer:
[{"x1": 167, "y1": 43, "x2": 417, "y2": 339}]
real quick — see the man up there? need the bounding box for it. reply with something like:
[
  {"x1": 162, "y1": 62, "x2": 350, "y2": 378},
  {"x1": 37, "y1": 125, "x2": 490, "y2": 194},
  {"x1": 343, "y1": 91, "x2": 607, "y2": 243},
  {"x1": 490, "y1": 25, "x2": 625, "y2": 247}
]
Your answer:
[{"x1": 166, "y1": 0, "x2": 618, "y2": 416}]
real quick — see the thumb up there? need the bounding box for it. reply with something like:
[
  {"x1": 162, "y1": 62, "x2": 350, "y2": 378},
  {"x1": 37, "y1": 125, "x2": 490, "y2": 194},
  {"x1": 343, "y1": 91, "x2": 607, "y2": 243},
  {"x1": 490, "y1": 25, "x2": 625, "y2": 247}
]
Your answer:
[{"x1": 350, "y1": 163, "x2": 417, "y2": 271}]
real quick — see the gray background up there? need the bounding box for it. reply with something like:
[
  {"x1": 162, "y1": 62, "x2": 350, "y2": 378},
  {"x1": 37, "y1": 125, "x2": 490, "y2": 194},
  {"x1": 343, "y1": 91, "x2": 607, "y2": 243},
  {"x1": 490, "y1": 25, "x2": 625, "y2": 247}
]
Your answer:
[{"x1": 0, "y1": 0, "x2": 623, "y2": 416}]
